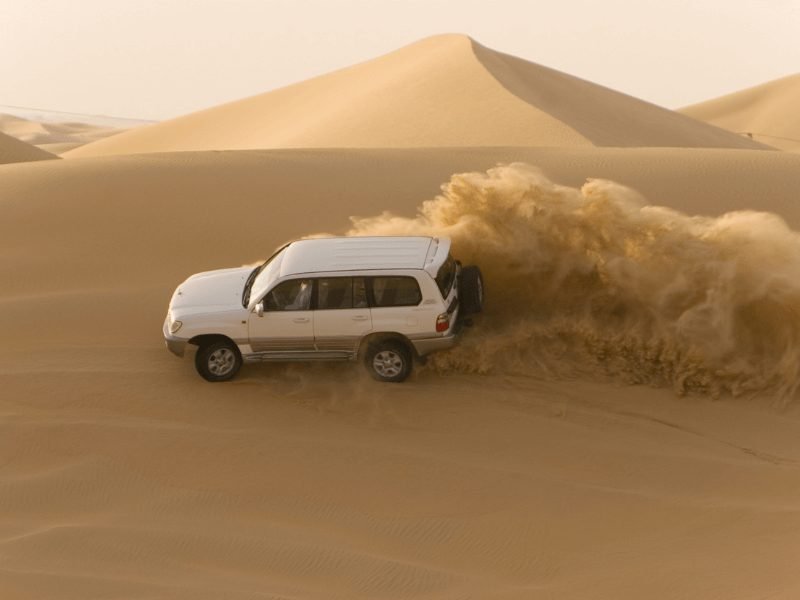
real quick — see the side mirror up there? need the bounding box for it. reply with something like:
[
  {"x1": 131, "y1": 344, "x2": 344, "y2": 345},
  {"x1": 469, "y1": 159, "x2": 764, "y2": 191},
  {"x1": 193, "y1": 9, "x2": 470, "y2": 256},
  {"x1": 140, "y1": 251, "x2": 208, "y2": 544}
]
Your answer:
[{"x1": 255, "y1": 301, "x2": 264, "y2": 317}]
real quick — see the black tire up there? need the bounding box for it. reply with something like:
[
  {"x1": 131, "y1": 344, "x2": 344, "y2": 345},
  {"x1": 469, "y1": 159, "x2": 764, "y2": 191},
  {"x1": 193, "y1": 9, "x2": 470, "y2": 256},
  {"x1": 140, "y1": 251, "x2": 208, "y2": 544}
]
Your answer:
[
  {"x1": 459, "y1": 265, "x2": 484, "y2": 316},
  {"x1": 195, "y1": 339, "x2": 242, "y2": 382},
  {"x1": 364, "y1": 341, "x2": 412, "y2": 383}
]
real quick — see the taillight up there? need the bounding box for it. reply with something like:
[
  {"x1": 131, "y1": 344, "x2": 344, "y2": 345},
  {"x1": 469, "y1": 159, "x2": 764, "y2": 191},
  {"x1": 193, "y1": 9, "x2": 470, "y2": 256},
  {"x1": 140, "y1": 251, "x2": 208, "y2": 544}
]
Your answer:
[{"x1": 436, "y1": 313, "x2": 450, "y2": 332}]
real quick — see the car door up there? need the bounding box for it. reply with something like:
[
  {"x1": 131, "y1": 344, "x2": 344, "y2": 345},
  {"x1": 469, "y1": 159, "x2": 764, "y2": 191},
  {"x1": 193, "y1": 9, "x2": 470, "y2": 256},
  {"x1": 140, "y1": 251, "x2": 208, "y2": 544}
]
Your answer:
[
  {"x1": 248, "y1": 278, "x2": 314, "y2": 354},
  {"x1": 313, "y1": 277, "x2": 372, "y2": 354},
  {"x1": 368, "y1": 275, "x2": 433, "y2": 336}
]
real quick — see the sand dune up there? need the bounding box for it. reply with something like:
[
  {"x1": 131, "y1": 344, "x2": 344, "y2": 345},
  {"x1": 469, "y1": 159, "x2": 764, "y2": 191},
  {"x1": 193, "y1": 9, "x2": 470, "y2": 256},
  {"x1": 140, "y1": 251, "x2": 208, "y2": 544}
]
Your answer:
[
  {"x1": 682, "y1": 74, "x2": 800, "y2": 152},
  {"x1": 65, "y1": 35, "x2": 768, "y2": 158},
  {"x1": 0, "y1": 130, "x2": 56, "y2": 164},
  {"x1": 0, "y1": 112, "x2": 123, "y2": 155},
  {"x1": 2, "y1": 146, "x2": 800, "y2": 597}
]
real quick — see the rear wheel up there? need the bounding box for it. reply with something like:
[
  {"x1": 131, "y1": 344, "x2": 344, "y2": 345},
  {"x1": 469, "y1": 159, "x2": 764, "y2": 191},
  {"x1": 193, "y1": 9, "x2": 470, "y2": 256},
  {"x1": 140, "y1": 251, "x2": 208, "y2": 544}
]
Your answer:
[
  {"x1": 195, "y1": 339, "x2": 242, "y2": 382},
  {"x1": 364, "y1": 341, "x2": 412, "y2": 383},
  {"x1": 459, "y1": 265, "x2": 484, "y2": 315}
]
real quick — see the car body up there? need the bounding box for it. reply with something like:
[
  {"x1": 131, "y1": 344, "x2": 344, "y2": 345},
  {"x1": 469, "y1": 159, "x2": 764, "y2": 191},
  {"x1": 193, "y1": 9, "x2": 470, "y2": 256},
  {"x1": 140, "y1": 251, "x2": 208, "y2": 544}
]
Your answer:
[{"x1": 163, "y1": 236, "x2": 483, "y2": 382}]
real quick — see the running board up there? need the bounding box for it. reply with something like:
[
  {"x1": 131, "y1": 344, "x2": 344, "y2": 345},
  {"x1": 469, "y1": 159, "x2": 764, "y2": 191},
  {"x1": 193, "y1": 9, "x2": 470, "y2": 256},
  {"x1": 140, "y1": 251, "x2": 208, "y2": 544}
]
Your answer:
[{"x1": 243, "y1": 351, "x2": 355, "y2": 363}]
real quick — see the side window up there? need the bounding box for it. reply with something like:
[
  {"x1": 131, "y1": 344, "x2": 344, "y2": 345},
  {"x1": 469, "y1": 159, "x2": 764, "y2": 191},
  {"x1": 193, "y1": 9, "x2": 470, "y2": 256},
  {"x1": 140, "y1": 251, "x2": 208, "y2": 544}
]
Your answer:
[
  {"x1": 264, "y1": 279, "x2": 312, "y2": 311},
  {"x1": 317, "y1": 278, "x2": 352, "y2": 310},
  {"x1": 316, "y1": 277, "x2": 369, "y2": 310},
  {"x1": 370, "y1": 277, "x2": 422, "y2": 307}
]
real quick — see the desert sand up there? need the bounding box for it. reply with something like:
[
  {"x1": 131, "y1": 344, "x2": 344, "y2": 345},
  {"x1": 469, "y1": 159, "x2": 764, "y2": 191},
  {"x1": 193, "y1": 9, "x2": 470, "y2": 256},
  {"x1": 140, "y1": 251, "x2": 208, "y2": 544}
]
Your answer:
[
  {"x1": 682, "y1": 73, "x2": 800, "y2": 152},
  {"x1": 2, "y1": 35, "x2": 800, "y2": 600},
  {"x1": 0, "y1": 112, "x2": 123, "y2": 155}
]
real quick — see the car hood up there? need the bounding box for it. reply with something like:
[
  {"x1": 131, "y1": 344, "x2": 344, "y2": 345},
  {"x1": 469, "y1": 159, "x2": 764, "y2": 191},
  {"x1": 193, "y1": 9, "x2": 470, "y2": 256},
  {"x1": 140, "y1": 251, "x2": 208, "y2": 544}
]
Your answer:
[{"x1": 169, "y1": 266, "x2": 252, "y2": 311}]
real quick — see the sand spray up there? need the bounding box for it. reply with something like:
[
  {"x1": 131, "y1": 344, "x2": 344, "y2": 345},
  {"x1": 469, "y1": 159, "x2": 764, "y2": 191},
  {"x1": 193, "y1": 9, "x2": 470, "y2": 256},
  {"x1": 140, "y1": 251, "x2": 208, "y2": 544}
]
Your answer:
[{"x1": 345, "y1": 164, "x2": 800, "y2": 398}]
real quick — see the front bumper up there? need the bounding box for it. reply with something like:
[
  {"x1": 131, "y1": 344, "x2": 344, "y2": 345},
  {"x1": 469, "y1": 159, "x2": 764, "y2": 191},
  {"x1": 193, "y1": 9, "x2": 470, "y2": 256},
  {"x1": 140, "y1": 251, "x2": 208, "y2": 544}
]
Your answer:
[{"x1": 163, "y1": 318, "x2": 187, "y2": 357}]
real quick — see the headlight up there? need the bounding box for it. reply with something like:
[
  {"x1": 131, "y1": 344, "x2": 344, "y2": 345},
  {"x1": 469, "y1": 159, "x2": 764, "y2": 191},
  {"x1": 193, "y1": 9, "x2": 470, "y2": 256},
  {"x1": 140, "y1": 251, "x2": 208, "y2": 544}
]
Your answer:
[{"x1": 170, "y1": 320, "x2": 183, "y2": 334}]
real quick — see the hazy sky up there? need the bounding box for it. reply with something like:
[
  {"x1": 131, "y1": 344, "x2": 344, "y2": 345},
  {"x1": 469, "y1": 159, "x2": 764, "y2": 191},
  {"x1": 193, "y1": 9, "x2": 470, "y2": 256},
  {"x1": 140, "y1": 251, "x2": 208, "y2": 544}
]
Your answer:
[{"x1": 2, "y1": 0, "x2": 798, "y2": 121}]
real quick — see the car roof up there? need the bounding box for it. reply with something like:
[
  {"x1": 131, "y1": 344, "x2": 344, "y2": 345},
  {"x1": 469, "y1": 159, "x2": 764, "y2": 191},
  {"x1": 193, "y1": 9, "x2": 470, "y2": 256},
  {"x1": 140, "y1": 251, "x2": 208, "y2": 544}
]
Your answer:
[{"x1": 279, "y1": 236, "x2": 450, "y2": 278}]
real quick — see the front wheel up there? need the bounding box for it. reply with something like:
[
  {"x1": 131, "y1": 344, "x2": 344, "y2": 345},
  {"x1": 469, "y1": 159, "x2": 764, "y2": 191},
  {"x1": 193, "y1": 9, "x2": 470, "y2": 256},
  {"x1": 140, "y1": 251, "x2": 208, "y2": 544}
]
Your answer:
[
  {"x1": 195, "y1": 340, "x2": 242, "y2": 382},
  {"x1": 364, "y1": 341, "x2": 412, "y2": 383}
]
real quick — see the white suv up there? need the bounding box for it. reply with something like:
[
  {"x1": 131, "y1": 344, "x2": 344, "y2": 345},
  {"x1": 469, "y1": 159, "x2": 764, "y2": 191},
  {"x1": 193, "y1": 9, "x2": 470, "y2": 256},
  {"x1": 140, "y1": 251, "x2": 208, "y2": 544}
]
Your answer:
[{"x1": 163, "y1": 236, "x2": 483, "y2": 382}]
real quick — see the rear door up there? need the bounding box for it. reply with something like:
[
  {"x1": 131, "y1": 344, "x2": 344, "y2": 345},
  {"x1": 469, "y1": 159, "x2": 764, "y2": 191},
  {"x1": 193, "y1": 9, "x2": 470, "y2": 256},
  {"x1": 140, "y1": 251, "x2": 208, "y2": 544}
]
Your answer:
[
  {"x1": 313, "y1": 277, "x2": 372, "y2": 353},
  {"x1": 368, "y1": 275, "x2": 435, "y2": 336},
  {"x1": 248, "y1": 278, "x2": 315, "y2": 353}
]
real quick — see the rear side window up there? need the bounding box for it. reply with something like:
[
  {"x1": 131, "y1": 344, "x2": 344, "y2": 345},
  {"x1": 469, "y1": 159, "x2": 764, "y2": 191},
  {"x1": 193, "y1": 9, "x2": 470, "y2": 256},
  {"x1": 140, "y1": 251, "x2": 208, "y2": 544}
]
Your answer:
[
  {"x1": 435, "y1": 254, "x2": 457, "y2": 298},
  {"x1": 317, "y1": 277, "x2": 368, "y2": 309},
  {"x1": 370, "y1": 277, "x2": 422, "y2": 307}
]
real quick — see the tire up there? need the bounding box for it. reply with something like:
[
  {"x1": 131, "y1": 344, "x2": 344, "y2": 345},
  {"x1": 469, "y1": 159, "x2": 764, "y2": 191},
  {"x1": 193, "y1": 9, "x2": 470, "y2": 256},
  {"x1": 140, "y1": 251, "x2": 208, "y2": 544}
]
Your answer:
[
  {"x1": 195, "y1": 339, "x2": 242, "y2": 382},
  {"x1": 458, "y1": 265, "x2": 484, "y2": 316},
  {"x1": 364, "y1": 341, "x2": 412, "y2": 383}
]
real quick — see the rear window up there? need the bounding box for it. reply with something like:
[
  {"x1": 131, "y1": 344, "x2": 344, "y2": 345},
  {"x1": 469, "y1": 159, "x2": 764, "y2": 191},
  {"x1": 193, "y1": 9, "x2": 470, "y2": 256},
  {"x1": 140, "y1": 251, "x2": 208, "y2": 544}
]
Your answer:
[
  {"x1": 370, "y1": 277, "x2": 422, "y2": 307},
  {"x1": 435, "y1": 254, "x2": 457, "y2": 298}
]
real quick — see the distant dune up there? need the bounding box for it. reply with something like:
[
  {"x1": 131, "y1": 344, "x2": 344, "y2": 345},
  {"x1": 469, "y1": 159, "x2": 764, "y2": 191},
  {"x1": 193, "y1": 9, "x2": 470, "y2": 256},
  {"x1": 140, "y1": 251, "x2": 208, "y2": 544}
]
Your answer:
[
  {"x1": 0, "y1": 112, "x2": 124, "y2": 155},
  {"x1": 681, "y1": 74, "x2": 800, "y2": 152},
  {"x1": 65, "y1": 34, "x2": 768, "y2": 158},
  {"x1": 0, "y1": 130, "x2": 56, "y2": 164}
]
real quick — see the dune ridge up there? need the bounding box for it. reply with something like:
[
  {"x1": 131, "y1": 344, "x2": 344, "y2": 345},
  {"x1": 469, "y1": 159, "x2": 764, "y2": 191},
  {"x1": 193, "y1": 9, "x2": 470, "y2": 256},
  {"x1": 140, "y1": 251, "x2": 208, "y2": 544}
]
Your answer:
[
  {"x1": 681, "y1": 74, "x2": 800, "y2": 152},
  {"x1": 65, "y1": 35, "x2": 767, "y2": 158},
  {"x1": 0, "y1": 131, "x2": 56, "y2": 164},
  {"x1": 470, "y1": 40, "x2": 768, "y2": 149}
]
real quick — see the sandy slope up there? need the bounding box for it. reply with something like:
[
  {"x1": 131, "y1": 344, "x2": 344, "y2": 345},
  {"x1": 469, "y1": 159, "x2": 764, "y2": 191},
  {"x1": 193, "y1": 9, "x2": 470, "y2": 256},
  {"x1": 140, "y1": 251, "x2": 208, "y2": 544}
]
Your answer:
[
  {"x1": 2, "y1": 147, "x2": 800, "y2": 598},
  {"x1": 681, "y1": 74, "x2": 800, "y2": 152},
  {"x1": 5, "y1": 148, "x2": 800, "y2": 304},
  {"x1": 0, "y1": 131, "x2": 56, "y2": 164},
  {"x1": 0, "y1": 113, "x2": 122, "y2": 155},
  {"x1": 65, "y1": 35, "x2": 767, "y2": 158}
]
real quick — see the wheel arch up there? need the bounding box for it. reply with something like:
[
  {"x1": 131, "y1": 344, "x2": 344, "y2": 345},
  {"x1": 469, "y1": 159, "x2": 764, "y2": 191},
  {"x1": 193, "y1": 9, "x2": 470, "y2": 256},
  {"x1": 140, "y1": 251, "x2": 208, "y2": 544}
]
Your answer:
[
  {"x1": 358, "y1": 332, "x2": 417, "y2": 360},
  {"x1": 189, "y1": 333, "x2": 242, "y2": 357}
]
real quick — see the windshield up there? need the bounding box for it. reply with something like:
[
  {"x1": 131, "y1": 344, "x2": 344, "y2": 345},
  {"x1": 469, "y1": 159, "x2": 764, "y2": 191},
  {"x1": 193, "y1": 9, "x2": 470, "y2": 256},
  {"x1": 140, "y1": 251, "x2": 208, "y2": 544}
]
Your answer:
[{"x1": 246, "y1": 248, "x2": 287, "y2": 308}]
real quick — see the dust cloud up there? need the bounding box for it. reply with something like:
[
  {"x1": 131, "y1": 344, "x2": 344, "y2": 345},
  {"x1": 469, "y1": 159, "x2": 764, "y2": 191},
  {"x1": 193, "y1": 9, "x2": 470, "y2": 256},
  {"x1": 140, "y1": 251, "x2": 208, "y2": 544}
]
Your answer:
[{"x1": 347, "y1": 164, "x2": 800, "y2": 398}]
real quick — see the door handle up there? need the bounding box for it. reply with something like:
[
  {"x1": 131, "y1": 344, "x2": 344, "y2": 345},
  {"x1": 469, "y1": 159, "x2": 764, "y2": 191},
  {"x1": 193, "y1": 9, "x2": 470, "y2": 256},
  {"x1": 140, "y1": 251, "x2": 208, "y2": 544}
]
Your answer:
[
  {"x1": 352, "y1": 316, "x2": 369, "y2": 321},
  {"x1": 293, "y1": 317, "x2": 310, "y2": 323}
]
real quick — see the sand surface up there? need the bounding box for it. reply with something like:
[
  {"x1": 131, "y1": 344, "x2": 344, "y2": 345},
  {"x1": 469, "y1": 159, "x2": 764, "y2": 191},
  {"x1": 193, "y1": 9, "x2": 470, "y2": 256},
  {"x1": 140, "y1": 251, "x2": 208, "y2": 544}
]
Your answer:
[
  {"x1": 3, "y1": 146, "x2": 800, "y2": 598},
  {"x1": 682, "y1": 74, "x2": 800, "y2": 152},
  {"x1": 65, "y1": 35, "x2": 768, "y2": 158},
  {"x1": 0, "y1": 113, "x2": 123, "y2": 155}
]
